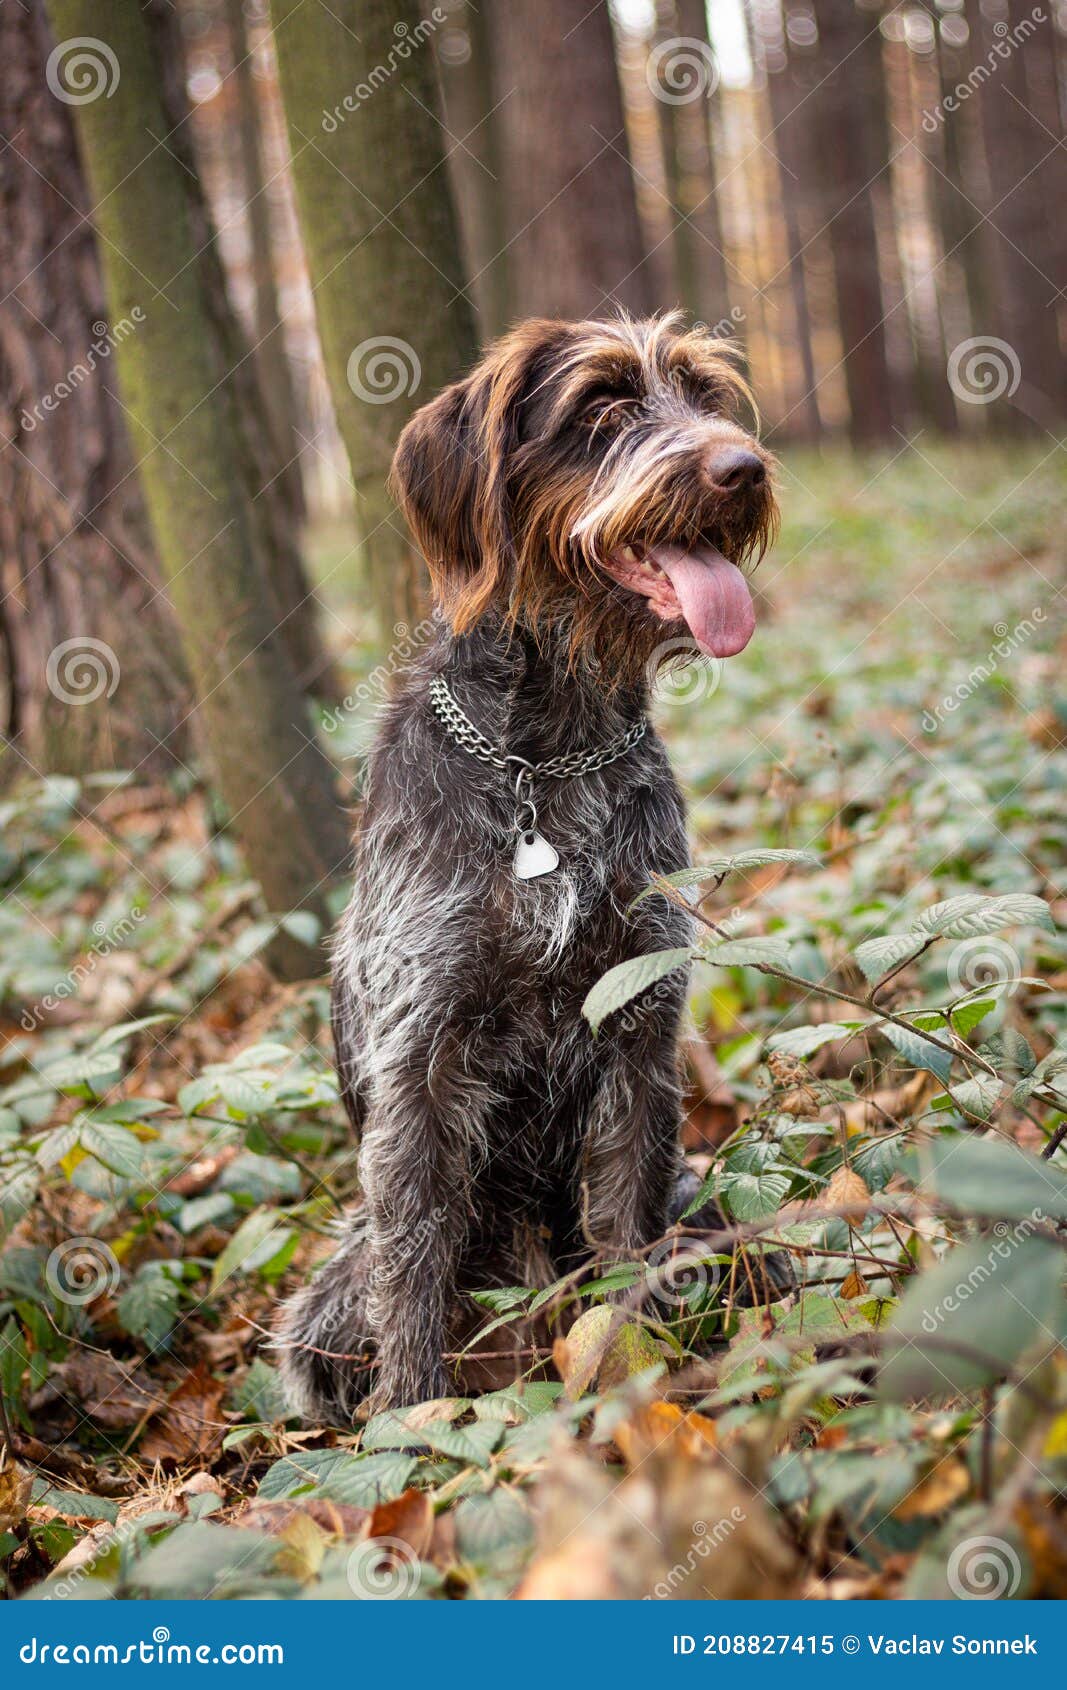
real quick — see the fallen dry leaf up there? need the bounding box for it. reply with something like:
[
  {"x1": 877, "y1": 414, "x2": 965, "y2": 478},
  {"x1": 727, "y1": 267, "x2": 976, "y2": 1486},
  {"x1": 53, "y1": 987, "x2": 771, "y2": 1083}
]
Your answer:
[
  {"x1": 140, "y1": 1365, "x2": 227, "y2": 1464},
  {"x1": 893, "y1": 1456, "x2": 970, "y2": 1520},
  {"x1": 614, "y1": 1400, "x2": 717, "y2": 1466},
  {"x1": 0, "y1": 1460, "x2": 33, "y2": 1534},
  {"x1": 368, "y1": 1488, "x2": 434, "y2": 1559},
  {"x1": 49, "y1": 1352, "x2": 162, "y2": 1429}
]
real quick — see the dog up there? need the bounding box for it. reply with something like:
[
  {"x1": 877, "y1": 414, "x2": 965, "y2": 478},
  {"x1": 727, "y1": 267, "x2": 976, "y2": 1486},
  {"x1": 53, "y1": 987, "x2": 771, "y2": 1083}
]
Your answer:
[{"x1": 277, "y1": 314, "x2": 779, "y2": 1422}]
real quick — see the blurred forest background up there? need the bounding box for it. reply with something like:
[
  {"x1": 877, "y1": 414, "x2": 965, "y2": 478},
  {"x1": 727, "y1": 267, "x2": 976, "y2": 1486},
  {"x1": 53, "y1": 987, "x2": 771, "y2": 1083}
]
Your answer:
[{"x1": 2, "y1": 0, "x2": 1067, "y2": 1602}]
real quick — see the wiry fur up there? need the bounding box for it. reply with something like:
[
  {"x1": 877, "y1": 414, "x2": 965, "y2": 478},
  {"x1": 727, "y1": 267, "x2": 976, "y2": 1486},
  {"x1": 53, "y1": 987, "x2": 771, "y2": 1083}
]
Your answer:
[{"x1": 277, "y1": 316, "x2": 780, "y2": 1422}]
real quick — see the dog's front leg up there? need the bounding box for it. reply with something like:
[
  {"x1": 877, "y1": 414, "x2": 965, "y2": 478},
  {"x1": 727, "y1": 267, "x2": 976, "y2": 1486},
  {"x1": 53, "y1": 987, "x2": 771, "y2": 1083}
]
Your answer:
[
  {"x1": 581, "y1": 1031, "x2": 684, "y2": 1255},
  {"x1": 359, "y1": 1043, "x2": 487, "y2": 1411}
]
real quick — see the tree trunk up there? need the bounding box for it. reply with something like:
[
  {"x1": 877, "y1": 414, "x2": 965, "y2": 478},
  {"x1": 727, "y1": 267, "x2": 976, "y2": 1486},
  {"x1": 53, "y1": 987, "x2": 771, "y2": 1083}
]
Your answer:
[
  {"x1": 673, "y1": 0, "x2": 733, "y2": 332},
  {"x1": 964, "y1": 0, "x2": 1065, "y2": 427},
  {"x1": 225, "y1": 0, "x2": 307, "y2": 524},
  {"x1": 0, "y1": 0, "x2": 190, "y2": 778},
  {"x1": 747, "y1": 0, "x2": 821, "y2": 438},
  {"x1": 150, "y1": 0, "x2": 336, "y2": 700},
  {"x1": 486, "y1": 0, "x2": 653, "y2": 320},
  {"x1": 809, "y1": 0, "x2": 896, "y2": 446},
  {"x1": 434, "y1": 0, "x2": 510, "y2": 338},
  {"x1": 46, "y1": 0, "x2": 349, "y2": 979},
  {"x1": 268, "y1": 0, "x2": 478, "y2": 639}
]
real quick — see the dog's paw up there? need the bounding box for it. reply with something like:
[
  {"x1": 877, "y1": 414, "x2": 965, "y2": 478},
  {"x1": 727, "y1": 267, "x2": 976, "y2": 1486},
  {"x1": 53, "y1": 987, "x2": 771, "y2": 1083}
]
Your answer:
[{"x1": 274, "y1": 1231, "x2": 376, "y2": 1426}]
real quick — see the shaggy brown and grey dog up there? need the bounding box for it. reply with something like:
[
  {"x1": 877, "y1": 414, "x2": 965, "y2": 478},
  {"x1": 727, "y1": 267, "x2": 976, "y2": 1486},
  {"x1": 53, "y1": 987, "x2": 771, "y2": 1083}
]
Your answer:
[{"x1": 278, "y1": 314, "x2": 779, "y2": 1421}]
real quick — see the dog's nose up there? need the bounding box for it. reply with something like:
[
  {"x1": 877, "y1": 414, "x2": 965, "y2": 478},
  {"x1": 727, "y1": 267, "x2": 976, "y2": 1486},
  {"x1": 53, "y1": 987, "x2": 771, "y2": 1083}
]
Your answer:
[{"x1": 707, "y1": 446, "x2": 766, "y2": 494}]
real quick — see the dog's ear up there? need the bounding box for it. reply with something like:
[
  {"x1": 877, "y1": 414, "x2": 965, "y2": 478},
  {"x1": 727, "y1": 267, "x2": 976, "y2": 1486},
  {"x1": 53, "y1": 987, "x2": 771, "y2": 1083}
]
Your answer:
[
  {"x1": 389, "y1": 359, "x2": 507, "y2": 630},
  {"x1": 390, "y1": 325, "x2": 563, "y2": 631}
]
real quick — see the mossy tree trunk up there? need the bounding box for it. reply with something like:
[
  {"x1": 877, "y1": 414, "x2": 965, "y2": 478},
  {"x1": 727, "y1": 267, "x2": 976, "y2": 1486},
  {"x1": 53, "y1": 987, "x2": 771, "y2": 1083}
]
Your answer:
[
  {"x1": 46, "y1": 0, "x2": 349, "y2": 978},
  {"x1": 0, "y1": 0, "x2": 190, "y2": 778},
  {"x1": 268, "y1": 0, "x2": 478, "y2": 638}
]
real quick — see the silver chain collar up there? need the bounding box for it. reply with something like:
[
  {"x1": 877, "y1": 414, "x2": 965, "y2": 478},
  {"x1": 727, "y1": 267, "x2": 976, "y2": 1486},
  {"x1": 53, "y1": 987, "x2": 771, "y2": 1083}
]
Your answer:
[{"x1": 428, "y1": 675, "x2": 647, "y2": 880}]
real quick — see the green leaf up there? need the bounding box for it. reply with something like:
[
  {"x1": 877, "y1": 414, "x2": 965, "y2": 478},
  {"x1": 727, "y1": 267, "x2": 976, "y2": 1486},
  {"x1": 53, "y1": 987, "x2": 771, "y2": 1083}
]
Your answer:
[
  {"x1": 117, "y1": 1264, "x2": 181, "y2": 1351},
  {"x1": 717, "y1": 1169, "x2": 792, "y2": 1221},
  {"x1": 879, "y1": 1235, "x2": 1063, "y2": 1402},
  {"x1": 878, "y1": 1020, "x2": 954, "y2": 1084},
  {"x1": 78, "y1": 1119, "x2": 145, "y2": 1180},
  {"x1": 949, "y1": 996, "x2": 999, "y2": 1039},
  {"x1": 700, "y1": 936, "x2": 792, "y2": 970},
  {"x1": 581, "y1": 946, "x2": 695, "y2": 1033},
  {"x1": 210, "y1": 1208, "x2": 289, "y2": 1292},
  {"x1": 766, "y1": 1021, "x2": 864, "y2": 1059},
  {"x1": 911, "y1": 893, "x2": 1053, "y2": 940},
  {"x1": 912, "y1": 1134, "x2": 1067, "y2": 1224},
  {"x1": 630, "y1": 850, "x2": 818, "y2": 908},
  {"x1": 853, "y1": 934, "x2": 926, "y2": 983}
]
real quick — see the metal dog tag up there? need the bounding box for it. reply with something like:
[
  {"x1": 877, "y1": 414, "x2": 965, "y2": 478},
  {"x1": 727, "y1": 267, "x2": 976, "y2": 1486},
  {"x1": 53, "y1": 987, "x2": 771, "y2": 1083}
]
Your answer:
[{"x1": 513, "y1": 829, "x2": 559, "y2": 879}]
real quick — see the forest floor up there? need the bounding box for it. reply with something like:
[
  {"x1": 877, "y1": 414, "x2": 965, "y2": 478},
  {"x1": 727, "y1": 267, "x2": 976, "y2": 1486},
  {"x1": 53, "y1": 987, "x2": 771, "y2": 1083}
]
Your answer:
[{"x1": 3, "y1": 440, "x2": 1067, "y2": 1599}]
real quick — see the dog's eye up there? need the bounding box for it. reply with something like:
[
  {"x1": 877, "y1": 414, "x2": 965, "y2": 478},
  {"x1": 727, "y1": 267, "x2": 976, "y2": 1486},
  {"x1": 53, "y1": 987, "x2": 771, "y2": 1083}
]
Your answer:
[{"x1": 579, "y1": 396, "x2": 631, "y2": 431}]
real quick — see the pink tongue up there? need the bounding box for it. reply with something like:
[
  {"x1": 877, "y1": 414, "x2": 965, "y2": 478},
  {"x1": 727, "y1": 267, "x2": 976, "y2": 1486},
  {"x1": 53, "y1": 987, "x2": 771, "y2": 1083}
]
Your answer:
[{"x1": 651, "y1": 544, "x2": 756, "y2": 658}]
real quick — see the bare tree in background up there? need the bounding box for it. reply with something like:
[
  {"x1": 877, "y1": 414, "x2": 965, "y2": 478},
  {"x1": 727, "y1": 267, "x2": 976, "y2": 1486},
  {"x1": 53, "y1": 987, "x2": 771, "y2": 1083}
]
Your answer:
[
  {"x1": 46, "y1": 0, "x2": 349, "y2": 978},
  {"x1": 225, "y1": 0, "x2": 307, "y2": 523},
  {"x1": 486, "y1": 0, "x2": 652, "y2": 320},
  {"x1": 652, "y1": 0, "x2": 733, "y2": 333},
  {"x1": 268, "y1": 0, "x2": 478, "y2": 637},
  {"x1": 748, "y1": 1, "x2": 821, "y2": 439},
  {"x1": 0, "y1": 0, "x2": 191, "y2": 777},
  {"x1": 809, "y1": 0, "x2": 895, "y2": 445},
  {"x1": 434, "y1": 0, "x2": 510, "y2": 340},
  {"x1": 964, "y1": 0, "x2": 1065, "y2": 428}
]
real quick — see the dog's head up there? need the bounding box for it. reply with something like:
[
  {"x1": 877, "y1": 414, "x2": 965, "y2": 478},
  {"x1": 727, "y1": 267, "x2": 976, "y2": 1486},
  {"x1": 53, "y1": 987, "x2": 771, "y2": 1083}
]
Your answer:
[{"x1": 391, "y1": 314, "x2": 778, "y2": 678}]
